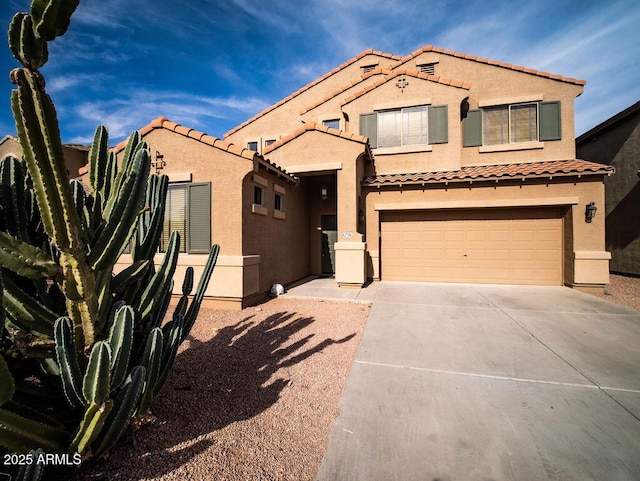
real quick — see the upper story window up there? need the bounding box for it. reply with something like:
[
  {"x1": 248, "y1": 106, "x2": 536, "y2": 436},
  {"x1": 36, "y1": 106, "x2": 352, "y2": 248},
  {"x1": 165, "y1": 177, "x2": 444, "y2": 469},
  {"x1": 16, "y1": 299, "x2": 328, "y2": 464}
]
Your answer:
[
  {"x1": 359, "y1": 104, "x2": 448, "y2": 149},
  {"x1": 253, "y1": 185, "x2": 263, "y2": 205},
  {"x1": 265, "y1": 139, "x2": 276, "y2": 147},
  {"x1": 462, "y1": 101, "x2": 561, "y2": 148},
  {"x1": 322, "y1": 119, "x2": 340, "y2": 130},
  {"x1": 483, "y1": 103, "x2": 538, "y2": 145},
  {"x1": 160, "y1": 183, "x2": 211, "y2": 254},
  {"x1": 247, "y1": 141, "x2": 258, "y2": 151}
]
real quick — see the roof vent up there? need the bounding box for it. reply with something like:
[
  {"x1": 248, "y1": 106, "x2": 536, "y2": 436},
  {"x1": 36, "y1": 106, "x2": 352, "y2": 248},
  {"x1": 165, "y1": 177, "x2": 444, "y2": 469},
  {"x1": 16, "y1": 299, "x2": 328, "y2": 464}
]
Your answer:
[
  {"x1": 419, "y1": 63, "x2": 436, "y2": 75},
  {"x1": 362, "y1": 65, "x2": 376, "y2": 74}
]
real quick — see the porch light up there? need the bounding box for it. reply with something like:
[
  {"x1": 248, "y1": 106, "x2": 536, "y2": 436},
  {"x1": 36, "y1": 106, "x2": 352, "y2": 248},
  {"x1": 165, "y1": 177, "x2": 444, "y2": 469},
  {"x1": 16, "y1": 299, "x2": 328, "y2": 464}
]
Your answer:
[
  {"x1": 585, "y1": 202, "x2": 597, "y2": 223},
  {"x1": 321, "y1": 185, "x2": 328, "y2": 200}
]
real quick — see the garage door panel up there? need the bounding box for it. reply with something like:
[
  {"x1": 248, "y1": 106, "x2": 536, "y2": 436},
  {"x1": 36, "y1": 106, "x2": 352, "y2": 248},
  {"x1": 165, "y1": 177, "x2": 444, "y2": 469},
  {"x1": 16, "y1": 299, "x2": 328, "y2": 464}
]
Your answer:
[{"x1": 381, "y1": 208, "x2": 562, "y2": 285}]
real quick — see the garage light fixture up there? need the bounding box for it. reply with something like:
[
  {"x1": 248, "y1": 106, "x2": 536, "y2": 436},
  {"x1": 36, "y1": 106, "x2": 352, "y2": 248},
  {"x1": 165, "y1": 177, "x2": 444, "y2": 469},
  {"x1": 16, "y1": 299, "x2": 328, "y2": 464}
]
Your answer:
[
  {"x1": 585, "y1": 202, "x2": 597, "y2": 223},
  {"x1": 321, "y1": 185, "x2": 328, "y2": 200}
]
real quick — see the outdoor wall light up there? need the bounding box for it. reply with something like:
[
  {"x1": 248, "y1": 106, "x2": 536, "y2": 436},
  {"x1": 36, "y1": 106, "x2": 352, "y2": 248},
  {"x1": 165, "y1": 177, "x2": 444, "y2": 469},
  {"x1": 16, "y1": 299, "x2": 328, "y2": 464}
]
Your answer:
[
  {"x1": 359, "y1": 209, "x2": 365, "y2": 222},
  {"x1": 585, "y1": 202, "x2": 597, "y2": 223},
  {"x1": 321, "y1": 185, "x2": 328, "y2": 200}
]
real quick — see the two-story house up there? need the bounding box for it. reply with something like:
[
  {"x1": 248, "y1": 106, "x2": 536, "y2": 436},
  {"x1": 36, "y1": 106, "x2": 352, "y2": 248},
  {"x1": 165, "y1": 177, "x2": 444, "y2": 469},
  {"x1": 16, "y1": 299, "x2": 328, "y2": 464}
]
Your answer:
[{"x1": 113, "y1": 45, "x2": 613, "y2": 308}]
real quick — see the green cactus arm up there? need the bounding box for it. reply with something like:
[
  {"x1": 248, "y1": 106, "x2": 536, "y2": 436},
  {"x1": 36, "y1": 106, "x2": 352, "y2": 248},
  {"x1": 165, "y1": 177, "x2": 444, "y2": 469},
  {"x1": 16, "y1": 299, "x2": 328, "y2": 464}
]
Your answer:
[
  {"x1": 1, "y1": 155, "x2": 30, "y2": 241},
  {"x1": 172, "y1": 267, "x2": 194, "y2": 322},
  {"x1": 110, "y1": 260, "x2": 150, "y2": 294},
  {"x1": 93, "y1": 365, "x2": 145, "y2": 459},
  {"x1": 0, "y1": 407, "x2": 68, "y2": 452},
  {"x1": 135, "y1": 231, "x2": 180, "y2": 321},
  {"x1": 133, "y1": 174, "x2": 168, "y2": 261},
  {"x1": 70, "y1": 179, "x2": 92, "y2": 242},
  {"x1": 15, "y1": 449, "x2": 45, "y2": 481},
  {"x1": 0, "y1": 355, "x2": 15, "y2": 407},
  {"x1": 182, "y1": 244, "x2": 220, "y2": 340},
  {"x1": 8, "y1": 13, "x2": 48, "y2": 70},
  {"x1": 0, "y1": 231, "x2": 58, "y2": 279},
  {"x1": 30, "y1": 0, "x2": 80, "y2": 41},
  {"x1": 69, "y1": 400, "x2": 113, "y2": 455},
  {"x1": 103, "y1": 132, "x2": 141, "y2": 219},
  {"x1": 82, "y1": 342, "x2": 111, "y2": 405},
  {"x1": 153, "y1": 316, "x2": 183, "y2": 397},
  {"x1": 88, "y1": 125, "x2": 108, "y2": 194},
  {"x1": 54, "y1": 317, "x2": 84, "y2": 408},
  {"x1": 88, "y1": 148, "x2": 150, "y2": 271},
  {"x1": 107, "y1": 306, "x2": 134, "y2": 390},
  {"x1": 102, "y1": 151, "x2": 118, "y2": 205},
  {"x1": 0, "y1": 273, "x2": 5, "y2": 335},
  {"x1": 2, "y1": 274, "x2": 58, "y2": 336},
  {"x1": 138, "y1": 328, "x2": 163, "y2": 413}
]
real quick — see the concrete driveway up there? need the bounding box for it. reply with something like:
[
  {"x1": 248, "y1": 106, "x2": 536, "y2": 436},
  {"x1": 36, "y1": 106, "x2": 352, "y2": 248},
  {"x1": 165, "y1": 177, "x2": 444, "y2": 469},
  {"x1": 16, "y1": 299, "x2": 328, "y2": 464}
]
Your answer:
[{"x1": 316, "y1": 282, "x2": 640, "y2": 481}]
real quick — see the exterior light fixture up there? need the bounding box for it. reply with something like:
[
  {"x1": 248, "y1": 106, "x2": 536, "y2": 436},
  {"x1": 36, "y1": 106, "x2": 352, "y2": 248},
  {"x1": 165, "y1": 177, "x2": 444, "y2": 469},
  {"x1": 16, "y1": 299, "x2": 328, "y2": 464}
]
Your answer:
[
  {"x1": 359, "y1": 209, "x2": 365, "y2": 222},
  {"x1": 585, "y1": 202, "x2": 597, "y2": 223},
  {"x1": 321, "y1": 185, "x2": 328, "y2": 200},
  {"x1": 152, "y1": 150, "x2": 166, "y2": 174}
]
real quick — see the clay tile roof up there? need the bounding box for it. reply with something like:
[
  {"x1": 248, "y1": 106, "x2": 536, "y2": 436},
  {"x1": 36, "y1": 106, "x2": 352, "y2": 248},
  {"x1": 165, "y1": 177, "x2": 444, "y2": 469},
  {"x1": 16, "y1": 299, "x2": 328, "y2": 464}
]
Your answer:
[
  {"x1": 341, "y1": 69, "x2": 471, "y2": 107},
  {"x1": 263, "y1": 122, "x2": 369, "y2": 155},
  {"x1": 361, "y1": 159, "x2": 614, "y2": 186},
  {"x1": 223, "y1": 49, "x2": 401, "y2": 138},
  {"x1": 111, "y1": 116, "x2": 298, "y2": 183},
  {"x1": 395, "y1": 45, "x2": 586, "y2": 86}
]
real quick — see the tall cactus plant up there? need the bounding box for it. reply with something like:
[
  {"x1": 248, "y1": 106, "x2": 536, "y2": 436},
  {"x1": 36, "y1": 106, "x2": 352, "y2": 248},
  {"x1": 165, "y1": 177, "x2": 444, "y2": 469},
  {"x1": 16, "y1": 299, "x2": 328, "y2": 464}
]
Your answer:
[{"x1": 0, "y1": 1, "x2": 220, "y2": 477}]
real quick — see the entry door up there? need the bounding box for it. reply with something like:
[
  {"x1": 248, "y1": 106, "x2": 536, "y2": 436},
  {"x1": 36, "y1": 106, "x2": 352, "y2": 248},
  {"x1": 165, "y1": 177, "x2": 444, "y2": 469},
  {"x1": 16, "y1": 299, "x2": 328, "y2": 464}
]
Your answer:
[{"x1": 321, "y1": 215, "x2": 337, "y2": 275}]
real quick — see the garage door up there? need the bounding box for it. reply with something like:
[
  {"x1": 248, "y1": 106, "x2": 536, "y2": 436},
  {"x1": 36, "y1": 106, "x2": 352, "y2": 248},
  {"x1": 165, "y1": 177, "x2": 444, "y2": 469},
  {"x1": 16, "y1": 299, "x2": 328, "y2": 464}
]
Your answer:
[{"x1": 381, "y1": 208, "x2": 563, "y2": 285}]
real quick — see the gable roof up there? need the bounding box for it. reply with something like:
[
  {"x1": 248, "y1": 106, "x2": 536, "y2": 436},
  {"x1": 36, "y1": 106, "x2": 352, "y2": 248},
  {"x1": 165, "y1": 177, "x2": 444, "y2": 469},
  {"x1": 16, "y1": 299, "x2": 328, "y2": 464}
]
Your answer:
[
  {"x1": 394, "y1": 45, "x2": 586, "y2": 86},
  {"x1": 576, "y1": 100, "x2": 640, "y2": 144},
  {"x1": 341, "y1": 68, "x2": 471, "y2": 107},
  {"x1": 223, "y1": 49, "x2": 401, "y2": 138},
  {"x1": 112, "y1": 116, "x2": 298, "y2": 183},
  {"x1": 362, "y1": 159, "x2": 614, "y2": 187},
  {"x1": 263, "y1": 122, "x2": 370, "y2": 156}
]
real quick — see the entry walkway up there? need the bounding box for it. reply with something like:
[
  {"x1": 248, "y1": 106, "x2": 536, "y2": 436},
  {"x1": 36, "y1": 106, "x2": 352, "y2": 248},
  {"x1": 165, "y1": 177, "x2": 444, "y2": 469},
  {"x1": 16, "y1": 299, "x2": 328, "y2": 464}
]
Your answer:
[
  {"x1": 316, "y1": 282, "x2": 640, "y2": 480},
  {"x1": 281, "y1": 276, "x2": 379, "y2": 304}
]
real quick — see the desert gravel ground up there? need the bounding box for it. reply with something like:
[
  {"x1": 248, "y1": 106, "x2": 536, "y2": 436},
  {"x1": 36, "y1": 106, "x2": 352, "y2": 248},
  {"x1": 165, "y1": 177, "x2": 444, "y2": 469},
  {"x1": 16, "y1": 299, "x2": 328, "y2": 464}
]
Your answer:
[
  {"x1": 75, "y1": 298, "x2": 370, "y2": 481},
  {"x1": 590, "y1": 273, "x2": 640, "y2": 313}
]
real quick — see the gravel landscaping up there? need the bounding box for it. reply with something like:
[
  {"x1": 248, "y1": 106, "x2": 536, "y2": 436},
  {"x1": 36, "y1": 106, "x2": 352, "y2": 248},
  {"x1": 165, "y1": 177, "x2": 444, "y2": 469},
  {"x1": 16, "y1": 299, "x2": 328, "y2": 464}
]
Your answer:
[
  {"x1": 590, "y1": 273, "x2": 640, "y2": 313},
  {"x1": 74, "y1": 298, "x2": 370, "y2": 481}
]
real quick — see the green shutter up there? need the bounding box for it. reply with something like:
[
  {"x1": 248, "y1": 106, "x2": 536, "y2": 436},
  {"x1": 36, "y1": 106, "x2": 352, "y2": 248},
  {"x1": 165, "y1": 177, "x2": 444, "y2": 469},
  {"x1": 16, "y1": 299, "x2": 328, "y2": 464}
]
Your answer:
[
  {"x1": 462, "y1": 109, "x2": 482, "y2": 147},
  {"x1": 428, "y1": 104, "x2": 448, "y2": 144},
  {"x1": 187, "y1": 183, "x2": 211, "y2": 254},
  {"x1": 360, "y1": 113, "x2": 377, "y2": 148},
  {"x1": 539, "y1": 101, "x2": 561, "y2": 141}
]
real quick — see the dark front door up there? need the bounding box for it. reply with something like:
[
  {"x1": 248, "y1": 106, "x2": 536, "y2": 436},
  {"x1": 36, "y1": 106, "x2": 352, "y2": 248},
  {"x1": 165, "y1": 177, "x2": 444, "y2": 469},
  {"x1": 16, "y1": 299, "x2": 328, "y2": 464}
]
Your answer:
[{"x1": 321, "y1": 214, "x2": 337, "y2": 275}]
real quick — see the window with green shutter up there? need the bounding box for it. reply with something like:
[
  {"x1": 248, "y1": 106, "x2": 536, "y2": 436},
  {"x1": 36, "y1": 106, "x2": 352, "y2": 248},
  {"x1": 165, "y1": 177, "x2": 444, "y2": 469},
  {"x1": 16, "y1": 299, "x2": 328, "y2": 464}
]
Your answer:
[
  {"x1": 539, "y1": 101, "x2": 562, "y2": 141},
  {"x1": 359, "y1": 113, "x2": 377, "y2": 148},
  {"x1": 160, "y1": 182, "x2": 211, "y2": 254},
  {"x1": 462, "y1": 110, "x2": 482, "y2": 147},
  {"x1": 428, "y1": 104, "x2": 448, "y2": 144}
]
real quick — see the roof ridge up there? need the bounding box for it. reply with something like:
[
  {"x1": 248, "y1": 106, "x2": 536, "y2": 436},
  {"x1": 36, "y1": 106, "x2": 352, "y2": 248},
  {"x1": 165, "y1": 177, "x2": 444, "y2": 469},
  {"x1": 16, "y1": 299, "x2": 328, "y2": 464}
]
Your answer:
[
  {"x1": 263, "y1": 122, "x2": 369, "y2": 155},
  {"x1": 392, "y1": 44, "x2": 586, "y2": 86},
  {"x1": 223, "y1": 49, "x2": 401, "y2": 138}
]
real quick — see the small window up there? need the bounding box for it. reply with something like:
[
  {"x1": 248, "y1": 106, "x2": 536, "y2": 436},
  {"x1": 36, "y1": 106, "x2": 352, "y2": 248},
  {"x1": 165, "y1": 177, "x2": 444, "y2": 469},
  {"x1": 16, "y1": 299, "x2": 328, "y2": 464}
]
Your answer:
[
  {"x1": 247, "y1": 141, "x2": 258, "y2": 151},
  {"x1": 419, "y1": 63, "x2": 436, "y2": 75},
  {"x1": 265, "y1": 139, "x2": 276, "y2": 147},
  {"x1": 322, "y1": 119, "x2": 340, "y2": 129},
  {"x1": 274, "y1": 193, "x2": 282, "y2": 211},
  {"x1": 253, "y1": 185, "x2": 263, "y2": 205}
]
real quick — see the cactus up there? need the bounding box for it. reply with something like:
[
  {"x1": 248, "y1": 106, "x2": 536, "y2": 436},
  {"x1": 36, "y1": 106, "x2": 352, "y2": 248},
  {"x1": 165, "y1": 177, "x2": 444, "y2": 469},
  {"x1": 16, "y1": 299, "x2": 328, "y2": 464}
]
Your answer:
[{"x1": 0, "y1": 0, "x2": 221, "y2": 473}]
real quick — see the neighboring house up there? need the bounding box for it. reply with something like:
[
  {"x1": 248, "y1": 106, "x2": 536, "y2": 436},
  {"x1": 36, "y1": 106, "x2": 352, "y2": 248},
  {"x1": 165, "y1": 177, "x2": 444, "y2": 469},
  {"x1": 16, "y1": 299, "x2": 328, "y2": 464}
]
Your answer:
[
  {"x1": 0, "y1": 134, "x2": 89, "y2": 179},
  {"x1": 576, "y1": 101, "x2": 640, "y2": 276},
  {"x1": 117, "y1": 45, "x2": 614, "y2": 308}
]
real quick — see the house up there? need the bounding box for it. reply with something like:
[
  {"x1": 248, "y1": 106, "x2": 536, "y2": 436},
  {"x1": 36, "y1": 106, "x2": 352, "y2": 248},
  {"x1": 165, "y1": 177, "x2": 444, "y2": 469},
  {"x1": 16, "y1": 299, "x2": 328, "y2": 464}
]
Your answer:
[
  {"x1": 576, "y1": 101, "x2": 640, "y2": 276},
  {"x1": 117, "y1": 45, "x2": 614, "y2": 308},
  {"x1": 0, "y1": 134, "x2": 89, "y2": 179}
]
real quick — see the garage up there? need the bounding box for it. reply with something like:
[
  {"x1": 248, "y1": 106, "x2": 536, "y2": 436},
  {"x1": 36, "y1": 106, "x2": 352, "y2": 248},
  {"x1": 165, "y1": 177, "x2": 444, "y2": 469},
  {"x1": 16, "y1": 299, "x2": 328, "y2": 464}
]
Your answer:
[{"x1": 380, "y1": 208, "x2": 563, "y2": 285}]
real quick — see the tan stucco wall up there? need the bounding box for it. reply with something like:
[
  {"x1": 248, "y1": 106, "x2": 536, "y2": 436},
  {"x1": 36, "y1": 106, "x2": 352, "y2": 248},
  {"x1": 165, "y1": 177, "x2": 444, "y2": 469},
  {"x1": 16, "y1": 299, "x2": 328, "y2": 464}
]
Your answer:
[
  {"x1": 0, "y1": 136, "x2": 88, "y2": 178},
  {"x1": 364, "y1": 176, "x2": 609, "y2": 287}
]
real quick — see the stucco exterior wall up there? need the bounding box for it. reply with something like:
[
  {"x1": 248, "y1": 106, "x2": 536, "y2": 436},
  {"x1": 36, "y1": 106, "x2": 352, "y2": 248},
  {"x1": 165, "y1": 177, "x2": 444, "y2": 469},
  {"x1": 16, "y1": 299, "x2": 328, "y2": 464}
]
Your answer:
[
  {"x1": 577, "y1": 108, "x2": 640, "y2": 275},
  {"x1": 363, "y1": 177, "x2": 609, "y2": 286},
  {"x1": 0, "y1": 136, "x2": 88, "y2": 178}
]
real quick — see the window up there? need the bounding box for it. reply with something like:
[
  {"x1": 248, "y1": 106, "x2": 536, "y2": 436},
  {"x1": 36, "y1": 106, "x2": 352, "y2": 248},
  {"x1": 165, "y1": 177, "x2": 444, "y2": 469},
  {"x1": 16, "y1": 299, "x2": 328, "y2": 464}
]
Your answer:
[
  {"x1": 322, "y1": 119, "x2": 340, "y2": 129},
  {"x1": 463, "y1": 101, "x2": 562, "y2": 148},
  {"x1": 247, "y1": 141, "x2": 258, "y2": 151},
  {"x1": 360, "y1": 105, "x2": 448, "y2": 149},
  {"x1": 274, "y1": 193, "x2": 282, "y2": 211},
  {"x1": 265, "y1": 139, "x2": 276, "y2": 147},
  {"x1": 161, "y1": 183, "x2": 211, "y2": 254},
  {"x1": 483, "y1": 103, "x2": 538, "y2": 145},
  {"x1": 254, "y1": 185, "x2": 263, "y2": 205}
]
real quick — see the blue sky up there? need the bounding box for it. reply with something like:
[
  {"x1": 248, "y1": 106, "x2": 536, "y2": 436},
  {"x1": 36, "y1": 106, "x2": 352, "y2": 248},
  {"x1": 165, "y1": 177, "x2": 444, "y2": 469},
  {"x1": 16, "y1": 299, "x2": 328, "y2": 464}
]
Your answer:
[{"x1": 1, "y1": 0, "x2": 639, "y2": 145}]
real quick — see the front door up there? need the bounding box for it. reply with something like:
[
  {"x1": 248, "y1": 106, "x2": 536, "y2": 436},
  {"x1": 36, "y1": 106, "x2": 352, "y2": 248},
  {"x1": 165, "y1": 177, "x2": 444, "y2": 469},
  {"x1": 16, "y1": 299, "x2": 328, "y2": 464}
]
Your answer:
[{"x1": 321, "y1": 214, "x2": 337, "y2": 275}]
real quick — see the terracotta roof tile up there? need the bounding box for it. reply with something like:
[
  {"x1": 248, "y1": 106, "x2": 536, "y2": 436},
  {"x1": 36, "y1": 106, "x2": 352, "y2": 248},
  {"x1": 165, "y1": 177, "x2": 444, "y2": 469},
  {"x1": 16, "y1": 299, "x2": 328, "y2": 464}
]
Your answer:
[
  {"x1": 263, "y1": 122, "x2": 369, "y2": 155},
  {"x1": 224, "y1": 49, "x2": 401, "y2": 138},
  {"x1": 361, "y1": 159, "x2": 614, "y2": 186},
  {"x1": 395, "y1": 45, "x2": 586, "y2": 86},
  {"x1": 111, "y1": 116, "x2": 298, "y2": 183}
]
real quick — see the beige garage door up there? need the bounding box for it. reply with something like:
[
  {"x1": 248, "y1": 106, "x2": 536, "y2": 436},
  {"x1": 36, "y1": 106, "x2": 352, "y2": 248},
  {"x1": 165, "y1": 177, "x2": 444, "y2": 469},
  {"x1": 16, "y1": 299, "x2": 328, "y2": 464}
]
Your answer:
[{"x1": 381, "y1": 208, "x2": 563, "y2": 285}]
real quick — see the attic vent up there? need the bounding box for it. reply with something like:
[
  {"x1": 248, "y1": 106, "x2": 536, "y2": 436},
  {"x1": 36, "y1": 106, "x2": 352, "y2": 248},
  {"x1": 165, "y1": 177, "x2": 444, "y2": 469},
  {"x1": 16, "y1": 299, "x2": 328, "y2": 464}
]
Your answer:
[
  {"x1": 420, "y1": 63, "x2": 436, "y2": 75},
  {"x1": 362, "y1": 65, "x2": 376, "y2": 74}
]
